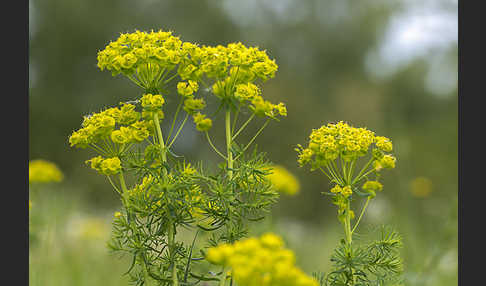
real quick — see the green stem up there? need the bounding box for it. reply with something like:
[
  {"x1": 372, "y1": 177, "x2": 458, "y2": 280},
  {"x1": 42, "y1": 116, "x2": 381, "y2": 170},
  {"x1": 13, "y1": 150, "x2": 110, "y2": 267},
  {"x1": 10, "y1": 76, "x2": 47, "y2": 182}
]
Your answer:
[
  {"x1": 233, "y1": 119, "x2": 269, "y2": 161},
  {"x1": 353, "y1": 168, "x2": 376, "y2": 185},
  {"x1": 347, "y1": 160, "x2": 356, "y2": 185},
  {"x1": 318, "y1": 167, "x2": 334, "y2": 182},
  {"x1": 344, "y1": 200, "x2": 352, "y2": 245},
  {"x1": 351, "y1": 197, "x2": 370, "y2": 234},
  {"x1": 167, "y1": 96, "x2": 185, "y2": 141},
  {"x1": 351, "y1": 157, "x2": 375, "y2": 185},
  {"x1": 325, "y1": 163, "x2": 344, "y2": 185},
  {"x1": 219, "y1": 268, "x2": 228, "y2": 286},
  {"x1": 232, "y1": 113, "x2": 255, "y2": 141},
  {"x1": 344, "y1": 200, "x2": 356, "y2": 285},
  {"x1": 205, "y1": 131, "x2": 227, "y2": 160},
  {"x1": 232, "y1": 106, "x2": 240, "y2": 134},
  {"x1": 153, "y1": 112, "x2": 167, "y2": 163},
  {"x1": 225, "y1": 110, "x2": 234, "y2": 179},
  {"x1": 168, "y1": 114, "x2": 189, "y2": 148},
  {"x1": 106, "y1": 175, "x2": 122, "y2": 196},
  {"x1": 141, "y1": 254, "x2": 154, "y2": 286},
  {"x1": 118, "y1": 173, "x2": 128, "y2": 193},
  {"x1": 168, "y1": 222, "x2": 179, "y2": 286}
]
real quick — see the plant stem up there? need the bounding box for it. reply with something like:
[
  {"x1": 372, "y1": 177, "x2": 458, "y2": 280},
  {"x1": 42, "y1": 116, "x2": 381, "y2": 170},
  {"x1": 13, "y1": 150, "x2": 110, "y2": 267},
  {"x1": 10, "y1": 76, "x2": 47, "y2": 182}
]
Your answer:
[
  {"x1": 153, "y1": 111, "x2": 179, "y2": 286},
  {"x1": 168, "y1": 222, "x2": 179, "y2": 286},
  {"x1": 344, "y1": 199, "x2": 357, "y2": 285},
  {"x1": 225, "y1": 110, "x2": 233, "y2": 179},
  {"x1": 351, "y1": 197, "x2": 370, "y2": 234},
  {"x1": 167, "y1": 96, "x2": 185, "y2": 141},
  {"x1": 168, "y1": 114, "x2": 189, "y2": 148},
  {"x1": 120, "y1": 173, "x2": 154, "y2": 286},
  {"x1": 344, "y1": 200, "x2": 353, "y2": 245},
  {"x1": 141, "y1": 254, "x2": 154, "y2": 286},
  {"x1": 351, "y1": 157, "x2": 374, "y2": 185},
  {"x1": 232, "y1": 113, "x2": 254, "y2": 141},
  {"x1": 205, "y1": 131, "x2": 227, "y2": 160},
  {"x1": 233, "y1": 119, "x2": 269, "y2": 161},
  {"x1": 153, "y1": 112, "x2": 167, "y2": 163},
  {"x1": 219, "y1": 268, "x2": 228, "y2": 286}
]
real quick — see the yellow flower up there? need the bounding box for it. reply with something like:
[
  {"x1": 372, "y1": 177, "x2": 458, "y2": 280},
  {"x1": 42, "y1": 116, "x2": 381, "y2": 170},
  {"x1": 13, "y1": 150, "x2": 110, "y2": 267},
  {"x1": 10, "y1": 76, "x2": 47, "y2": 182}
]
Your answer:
[
  {"x1": 140, "y1": 94, "x2": 165, "y2": 111},
  {"x1": 177, "y1": 80, "x2": 199, "y2": 96},
  {"x1": 192, "y1": 112, "x2": 212, "y2": 131},
  {"x1": 234, "y1": 83, "x2": 260, "y2": 101},
  {"x1": 330, "y1": 185, "x2": 342, "y2": 194},
  {"x1": 103, "y1": 157, "x2": 122, "y2": 175},
  {"x1": 362, "y1": 181, "x2": 383, "y2": 192},
  {"x1": 206, "y1": 233, "x2": 318, "y2": 286},
  {"x1": 410, "y1": 177, "x2": 433, "y2": 198},
  {"x1": 341, "y1": 186, "x2": 352, "y2": 198},
  {"x1": 266, "y1": 165, "x2": 300, "y2": 195},
  {"x1": 297, "y1": 121, "x2": 396, "y2": 171},
  {"x1": 29, "y1": 159, "x2": 64, "y2": 183},
  {"x1": 183, "y1": 97, "x2": 206, "y2": 114},
  {"x1": 375, "y1": 136, "x2": 393, "y2": 152}
]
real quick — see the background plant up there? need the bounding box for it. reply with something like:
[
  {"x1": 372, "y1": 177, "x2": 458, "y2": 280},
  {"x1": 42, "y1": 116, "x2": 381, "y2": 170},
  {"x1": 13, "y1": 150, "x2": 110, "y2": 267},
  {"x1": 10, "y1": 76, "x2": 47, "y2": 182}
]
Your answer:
[{"x1": 297, "y1": 121, "x2": 403, "y2": 286}]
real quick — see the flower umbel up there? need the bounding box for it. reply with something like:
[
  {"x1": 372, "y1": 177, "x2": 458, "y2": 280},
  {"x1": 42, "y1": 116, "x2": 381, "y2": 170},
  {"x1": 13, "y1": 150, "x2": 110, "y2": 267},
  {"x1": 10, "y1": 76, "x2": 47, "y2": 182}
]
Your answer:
[{"x1": 206, "y1": 233, "x2": 318, "y2": 286}]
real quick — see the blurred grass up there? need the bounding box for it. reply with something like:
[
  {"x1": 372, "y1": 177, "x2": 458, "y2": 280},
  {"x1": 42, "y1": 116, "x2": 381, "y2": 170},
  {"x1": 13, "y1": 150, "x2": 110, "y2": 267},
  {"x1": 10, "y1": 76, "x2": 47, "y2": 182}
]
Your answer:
[
  {"x1": 29, "y1": 181, "x2": 456, "y2": 286},
  {"x1": 29, "y1": 185, "x2": 130, "y2": 286}
]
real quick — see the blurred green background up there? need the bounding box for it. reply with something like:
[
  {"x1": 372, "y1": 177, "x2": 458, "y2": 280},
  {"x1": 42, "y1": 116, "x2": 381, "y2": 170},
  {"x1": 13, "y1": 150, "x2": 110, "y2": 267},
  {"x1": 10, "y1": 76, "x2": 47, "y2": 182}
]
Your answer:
[{"x1": 29, "y1": 0, "x2": 457, "y2": 285}]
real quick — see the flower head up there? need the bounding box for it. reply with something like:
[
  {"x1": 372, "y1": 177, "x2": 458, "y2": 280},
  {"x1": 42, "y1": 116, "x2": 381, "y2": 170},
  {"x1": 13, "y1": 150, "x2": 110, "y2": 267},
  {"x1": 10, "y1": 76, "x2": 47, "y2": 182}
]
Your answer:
[
  {"x1": 266, "y1": 165, "x2": 300, "y2": 195},
  {"x1": 206, "y1": 233, "x2": 318, "y2": 286},
  {"x1": 29, "y1": 160, "x2": 64, "y2": 183},
  {"x1": 296, "y1": 121, "x2": 395, "y2": 170}
]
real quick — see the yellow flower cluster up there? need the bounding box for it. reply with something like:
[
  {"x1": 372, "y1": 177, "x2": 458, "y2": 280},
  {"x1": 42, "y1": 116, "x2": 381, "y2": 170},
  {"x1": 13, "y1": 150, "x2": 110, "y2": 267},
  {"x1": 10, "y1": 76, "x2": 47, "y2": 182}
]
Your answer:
[
  {"x1": 29, "y1": 159, "x2": 64, "y2": 183},
  {"x1": 250, "y1": 96, "x2": 287, "y2": 118},
  {"x1": 85, "y1": 156, "x2": 122, "y2": 175},
  {"x1": 362, "y1": 180, "x2": 383, "y2": 198},
  {"x1": 266, "y1": 165, "x2": 300, "y2": 195},
  {"x1": 200, "y1": 42, "x2": 286, "y2": 119},
  {"x1": 183, "y1": 97, "x2": 206, "y2": 114},
  {"x1": 199, "y1": 42, "x2": 278, "y2": 81},
  {"x1": 69, "y1": 103, "x2": 153, "y2": 149},
  {"x1": 373, "y1": 154, "x2": 396, "y2": 171},
  {"x1": 206, "y1": 233, "x2": 318, "y2": 286},
  {"x1": 97, "y1": 30, "x2": 193, "y2": 80},
  {"x1": 192, "y1": 112, "x2": 212, "y2": 131},
  {"x1": 330, "y1": 185, "x2": 353, "y2": 198},
  {"x1": 140, "y1": 93, "x2": 165, "y2": 111},
  {"x1": 177, "y1": 80, "x2": 199, "y2": 97},
  {"x1": 297, "y1": 121, "x2": 396, "y2": 169},
  {"x1": 97, "y1": 30, "x2": 286, "y2": 134}
]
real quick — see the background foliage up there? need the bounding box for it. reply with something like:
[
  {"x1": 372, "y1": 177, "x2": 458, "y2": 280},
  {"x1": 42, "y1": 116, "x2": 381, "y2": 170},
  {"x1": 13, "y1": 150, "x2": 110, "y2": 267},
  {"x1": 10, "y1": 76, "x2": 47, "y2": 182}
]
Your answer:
[{"x1": 29, "y1": 0, "x2": 457, "y2": 285}]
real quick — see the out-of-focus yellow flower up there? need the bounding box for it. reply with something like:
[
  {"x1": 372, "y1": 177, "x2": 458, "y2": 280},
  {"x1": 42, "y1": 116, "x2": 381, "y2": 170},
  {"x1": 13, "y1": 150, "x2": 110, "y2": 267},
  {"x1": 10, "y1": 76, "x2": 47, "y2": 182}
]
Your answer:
[
  {"x1": 266, "y1": 165, "x2": 300, "y2": 195},
  {"x1": 206, "y1": 233, "x2": 318, "y2": 286},
  {"x1": 29, "y1": 159, "x2": 64, "y2": 183},
  {"x1": 410, "y1": 177, "x2": 433, "y2": 198}
]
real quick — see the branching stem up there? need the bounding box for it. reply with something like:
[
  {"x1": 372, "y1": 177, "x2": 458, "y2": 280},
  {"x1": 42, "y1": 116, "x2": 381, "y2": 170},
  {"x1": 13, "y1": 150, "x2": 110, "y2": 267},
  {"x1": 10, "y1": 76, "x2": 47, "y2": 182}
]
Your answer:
[{"x1": 225, "y1": 110, "x2": 234, "y2": 179}]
